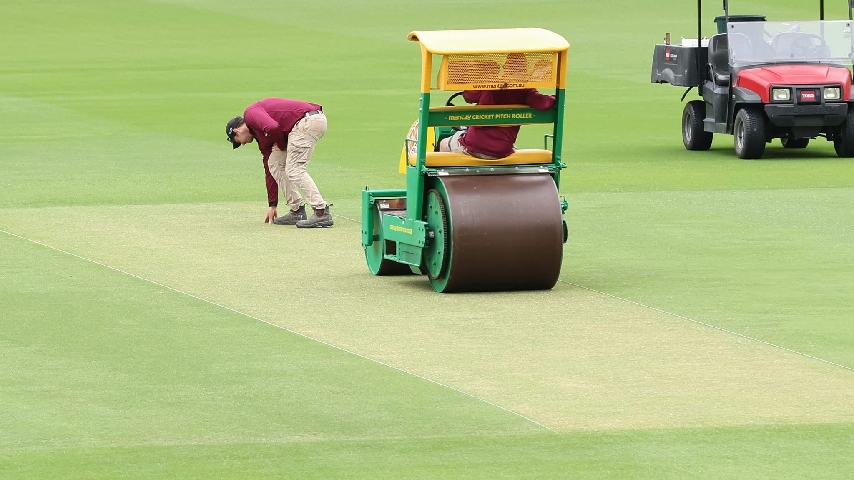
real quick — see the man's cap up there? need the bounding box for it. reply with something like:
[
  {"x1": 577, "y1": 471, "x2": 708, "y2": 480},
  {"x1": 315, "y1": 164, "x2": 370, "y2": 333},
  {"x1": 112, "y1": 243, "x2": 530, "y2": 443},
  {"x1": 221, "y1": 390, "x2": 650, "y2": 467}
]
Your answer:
[{"x1": 226, "y1": 116, "x2": 244, "y2": 149}]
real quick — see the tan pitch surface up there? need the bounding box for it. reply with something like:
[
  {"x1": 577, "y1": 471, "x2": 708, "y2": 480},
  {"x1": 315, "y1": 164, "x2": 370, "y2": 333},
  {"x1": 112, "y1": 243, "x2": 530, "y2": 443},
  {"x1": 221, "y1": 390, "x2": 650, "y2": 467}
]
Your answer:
[{"x1": 3, "y1": 203, "x2": 853, "y2": 431}]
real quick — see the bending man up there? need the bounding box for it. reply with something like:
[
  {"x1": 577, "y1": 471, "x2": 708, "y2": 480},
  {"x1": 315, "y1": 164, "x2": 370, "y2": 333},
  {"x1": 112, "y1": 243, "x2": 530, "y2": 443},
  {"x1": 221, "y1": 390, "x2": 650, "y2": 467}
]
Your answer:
[{"x1": 226, "y1": 97, "x2": 332, "y2": 228}]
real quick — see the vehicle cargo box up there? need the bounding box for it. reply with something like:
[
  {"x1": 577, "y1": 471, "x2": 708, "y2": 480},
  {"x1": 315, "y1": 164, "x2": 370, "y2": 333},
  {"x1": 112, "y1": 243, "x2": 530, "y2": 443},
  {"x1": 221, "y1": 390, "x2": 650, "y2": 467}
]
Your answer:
[{"x1": 650, "y1": 44, "x2": 708, "y2": 87}]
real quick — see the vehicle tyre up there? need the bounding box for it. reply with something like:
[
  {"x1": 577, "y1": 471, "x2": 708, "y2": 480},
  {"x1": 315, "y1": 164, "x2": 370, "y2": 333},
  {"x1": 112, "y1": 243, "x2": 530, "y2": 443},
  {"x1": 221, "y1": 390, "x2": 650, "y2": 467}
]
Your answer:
[
  {"x1": 781, "y1": 137, "x2": 809, "y2": 148},
  {"x1": 834, "y1": 108, "x2": 854, "y2": 157},
  {"x1": 682, "y1": 100, "x2": 713, "y2": 151},
  {"x1": 733, "y1": 107, "x2": 766, "y2": 159}
]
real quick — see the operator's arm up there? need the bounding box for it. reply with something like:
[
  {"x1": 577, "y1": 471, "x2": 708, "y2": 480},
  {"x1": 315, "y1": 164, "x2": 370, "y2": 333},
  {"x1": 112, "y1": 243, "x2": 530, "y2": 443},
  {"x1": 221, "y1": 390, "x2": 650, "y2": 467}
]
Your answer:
[{"x1": 524, "y1": 89, "x2": 556, "y2": 111}]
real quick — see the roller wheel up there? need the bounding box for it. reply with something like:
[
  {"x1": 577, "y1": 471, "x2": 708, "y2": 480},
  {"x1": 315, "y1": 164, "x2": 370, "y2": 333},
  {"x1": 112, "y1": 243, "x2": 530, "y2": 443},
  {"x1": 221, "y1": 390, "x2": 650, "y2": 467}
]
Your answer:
[
  {"x1": 423, "y1": 188, "x2": 450, "y2": 285},
  {"x1": 364, "y1": 203, "x2": 412, "y2": 276}
]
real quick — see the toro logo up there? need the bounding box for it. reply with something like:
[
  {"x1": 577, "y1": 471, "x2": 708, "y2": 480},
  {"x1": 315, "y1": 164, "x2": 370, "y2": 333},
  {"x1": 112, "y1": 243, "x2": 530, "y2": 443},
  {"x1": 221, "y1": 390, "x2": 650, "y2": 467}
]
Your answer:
[
  {"x1": 800, "y1": 90, "x2": 817, "y2": 102},
  {"x1": 665, "y1": 49, "x2": 677, "y2": 61}
]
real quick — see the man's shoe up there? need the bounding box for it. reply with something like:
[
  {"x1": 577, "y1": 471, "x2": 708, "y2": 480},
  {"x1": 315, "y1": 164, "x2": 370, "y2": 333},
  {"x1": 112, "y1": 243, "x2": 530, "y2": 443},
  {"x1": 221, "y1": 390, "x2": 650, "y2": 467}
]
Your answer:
[
  {"x1": 296, "y1": 205, "x2": 333, "y2": 228},
  {"x1": 273, "y1": 205, "x2": 307, "y2": 225}
]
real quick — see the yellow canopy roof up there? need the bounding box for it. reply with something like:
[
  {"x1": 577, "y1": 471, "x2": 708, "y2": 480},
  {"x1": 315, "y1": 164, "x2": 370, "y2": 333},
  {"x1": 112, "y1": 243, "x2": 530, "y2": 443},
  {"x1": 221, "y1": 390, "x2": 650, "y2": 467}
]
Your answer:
[{"x1": 408, "y1": 28, "x2": 569, "y2": 54}]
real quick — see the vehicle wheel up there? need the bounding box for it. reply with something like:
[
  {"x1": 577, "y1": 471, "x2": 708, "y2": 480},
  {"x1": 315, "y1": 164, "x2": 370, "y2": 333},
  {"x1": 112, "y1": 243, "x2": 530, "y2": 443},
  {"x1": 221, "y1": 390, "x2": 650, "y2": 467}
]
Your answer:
[
  {"x1": 834, "y1": 109, "x2": 854, "y2": 157},
  {"x1": 682, "y1": 100, "x2": 713, "y2": 151},
  {"x1": 733, "y1": 107, "x2": 767, "y2": 159},
  {"x1": 781, "y1": 137, "x2": 809, "y2": 148}
]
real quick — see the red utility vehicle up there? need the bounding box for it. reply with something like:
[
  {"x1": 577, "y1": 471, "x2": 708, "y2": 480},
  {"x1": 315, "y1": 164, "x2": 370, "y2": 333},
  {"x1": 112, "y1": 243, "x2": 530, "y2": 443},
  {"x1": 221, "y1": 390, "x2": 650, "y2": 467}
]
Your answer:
[{"x1": 652, "y1": 0, "x2": 854, "y2": 158}]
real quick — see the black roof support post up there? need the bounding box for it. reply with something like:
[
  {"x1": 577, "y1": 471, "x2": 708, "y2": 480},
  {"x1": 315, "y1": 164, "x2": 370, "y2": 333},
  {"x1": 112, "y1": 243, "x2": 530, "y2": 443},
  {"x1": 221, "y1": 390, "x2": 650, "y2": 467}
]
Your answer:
[{"x1": 697, "y1": 0, "x2": 702, "y2": 88}]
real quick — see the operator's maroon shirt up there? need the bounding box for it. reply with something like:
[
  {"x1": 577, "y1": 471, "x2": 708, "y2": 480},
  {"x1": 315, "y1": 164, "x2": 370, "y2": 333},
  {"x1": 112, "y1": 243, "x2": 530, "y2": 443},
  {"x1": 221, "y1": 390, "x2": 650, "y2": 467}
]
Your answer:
[
  {"x1": 243, "y1": 97, "x2": 322, "y2": 206},
  {"x1": 459, "y1": 89, "x2": 555, "y2": 158}
]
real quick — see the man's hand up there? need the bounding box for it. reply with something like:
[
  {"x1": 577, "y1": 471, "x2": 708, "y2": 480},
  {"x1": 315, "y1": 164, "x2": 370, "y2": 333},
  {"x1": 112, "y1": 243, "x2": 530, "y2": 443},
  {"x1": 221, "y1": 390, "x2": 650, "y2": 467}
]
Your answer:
[
  {"x1": 272, "y1": 144, "x2": 282, "y2": 152},
  {"x1": 265, "y1": 206, "x2": 278, "y2": 223}
]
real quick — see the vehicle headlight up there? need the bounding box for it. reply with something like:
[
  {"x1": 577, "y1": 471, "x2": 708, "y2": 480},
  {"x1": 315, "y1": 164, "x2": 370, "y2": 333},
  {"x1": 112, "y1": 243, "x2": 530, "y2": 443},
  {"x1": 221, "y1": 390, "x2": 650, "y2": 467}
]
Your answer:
[
  {"x1": 824, "y1": 87, "x2": 842, "y2": 101},
  {"x1": 772, "y1": 88, "x2": 791, "y2": 101}
]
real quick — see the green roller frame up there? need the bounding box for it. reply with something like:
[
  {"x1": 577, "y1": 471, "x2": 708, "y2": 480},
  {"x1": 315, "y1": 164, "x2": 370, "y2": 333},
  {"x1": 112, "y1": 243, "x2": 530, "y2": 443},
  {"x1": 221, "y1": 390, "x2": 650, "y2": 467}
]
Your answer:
[{"x1": 361, "y1": 28, "x2": 571, "y2": 292}]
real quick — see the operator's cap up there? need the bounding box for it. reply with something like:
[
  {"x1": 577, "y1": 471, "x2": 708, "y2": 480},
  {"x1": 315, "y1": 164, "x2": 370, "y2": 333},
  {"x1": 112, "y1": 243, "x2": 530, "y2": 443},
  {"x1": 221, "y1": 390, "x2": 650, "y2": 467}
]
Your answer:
[{"x1": 226, "y1": 116, "x2": 244, "y2": 149}]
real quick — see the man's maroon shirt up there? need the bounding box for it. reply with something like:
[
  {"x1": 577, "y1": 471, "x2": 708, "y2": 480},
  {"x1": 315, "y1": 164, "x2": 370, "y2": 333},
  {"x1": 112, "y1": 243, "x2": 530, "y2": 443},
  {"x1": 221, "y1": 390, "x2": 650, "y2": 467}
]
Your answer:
[{"x1": 243, "y1": 98, "x2": 322, "y2": 206}]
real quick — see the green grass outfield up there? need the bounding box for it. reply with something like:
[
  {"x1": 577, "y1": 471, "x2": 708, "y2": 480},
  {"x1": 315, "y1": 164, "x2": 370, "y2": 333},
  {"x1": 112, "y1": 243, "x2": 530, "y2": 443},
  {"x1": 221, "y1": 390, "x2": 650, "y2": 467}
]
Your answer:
[{"x1": 2, "y1": 0, "x2": 854, "y2": 477}]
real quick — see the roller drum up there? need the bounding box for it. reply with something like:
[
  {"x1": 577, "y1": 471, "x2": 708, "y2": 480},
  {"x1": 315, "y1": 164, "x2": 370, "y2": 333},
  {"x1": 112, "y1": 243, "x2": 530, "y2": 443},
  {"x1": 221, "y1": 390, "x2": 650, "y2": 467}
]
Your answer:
[{"x1": 428, "y1": 174, "x2": 564, "y2": 292}]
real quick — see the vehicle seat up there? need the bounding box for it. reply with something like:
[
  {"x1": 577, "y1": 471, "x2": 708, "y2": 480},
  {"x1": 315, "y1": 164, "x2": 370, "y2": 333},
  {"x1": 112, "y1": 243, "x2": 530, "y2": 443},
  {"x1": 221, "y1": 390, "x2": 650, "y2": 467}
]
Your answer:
[
  {"x1": 727, "y1": 33, "x2": 753, "y2": 62},
  {"x1": 708, "y1": 33, "x2": 730, "y2": 86},
  {"x1": 414, "y1": 149, "x2": 554, "y2": 168}
]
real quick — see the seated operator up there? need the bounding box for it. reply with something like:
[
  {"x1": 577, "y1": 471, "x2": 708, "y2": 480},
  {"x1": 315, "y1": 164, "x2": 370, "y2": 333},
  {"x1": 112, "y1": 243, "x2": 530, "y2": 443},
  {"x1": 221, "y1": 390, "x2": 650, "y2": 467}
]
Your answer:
[{"x1": 438, "y1": 53, "x2": 556, "y2": 160}]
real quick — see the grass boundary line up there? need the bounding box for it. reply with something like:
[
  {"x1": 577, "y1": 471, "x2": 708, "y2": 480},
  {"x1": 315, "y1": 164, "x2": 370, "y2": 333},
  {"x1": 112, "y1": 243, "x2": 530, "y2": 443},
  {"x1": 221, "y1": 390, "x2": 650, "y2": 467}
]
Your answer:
[
  {"x1": 560, "y1": 279, "x2": 854, "y2": 374},
  {"x1": 0, "y1": 227, "x2": 555, "y2": 433}
]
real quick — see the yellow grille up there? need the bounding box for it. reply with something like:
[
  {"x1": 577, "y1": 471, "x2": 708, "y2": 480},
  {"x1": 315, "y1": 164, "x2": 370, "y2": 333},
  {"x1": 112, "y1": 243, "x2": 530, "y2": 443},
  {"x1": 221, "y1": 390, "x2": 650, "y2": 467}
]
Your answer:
[{"x1": 439, "y1": 52, "x2": 557, "y2": 90}]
